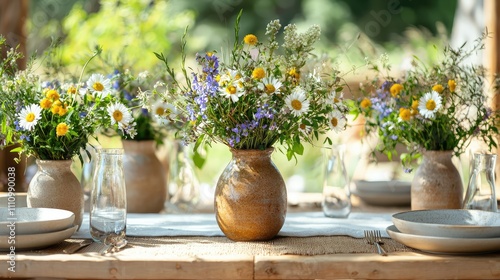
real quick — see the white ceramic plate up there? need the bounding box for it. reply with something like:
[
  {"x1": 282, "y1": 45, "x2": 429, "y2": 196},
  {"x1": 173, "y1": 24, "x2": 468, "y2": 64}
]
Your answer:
[
  {"x1": 387, "y1": 225, "x2": 500, "y2": 254},
  {"x1": 0, "y1": 192, "x2": 27, "y2": 208},
  {"x1": 0, "y1": 225, "x2": 77, "y2": 251},
  {"x1": 354, "y1": 180, "x2": 411, "y2": 194},
  {"x1": 392, "y1": 209, "x2": 500, "y2": 238},
  {"x1": 0, "y1": 208, "x2": 75, "y2": 235}
]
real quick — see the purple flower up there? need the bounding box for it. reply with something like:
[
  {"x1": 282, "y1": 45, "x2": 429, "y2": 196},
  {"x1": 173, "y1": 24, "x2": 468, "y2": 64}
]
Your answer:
[{"x1": 20, "y1": 134, "x2": 30, "y2": 141}]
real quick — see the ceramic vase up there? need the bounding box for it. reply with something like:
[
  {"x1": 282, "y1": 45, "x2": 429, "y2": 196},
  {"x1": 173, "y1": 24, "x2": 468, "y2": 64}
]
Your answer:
[
  {"x1": 215, "y1": 148, "x2": 287, "y2": 241},
  {"x1": 411, "y1": 150, "x2": 463, "y2": 210},
  {"x1": 27, "y1": 159, "x2": 84, "y2": 229},
  {"x1": 122, "y1": 140, "x2": 167, "y2": 213}
]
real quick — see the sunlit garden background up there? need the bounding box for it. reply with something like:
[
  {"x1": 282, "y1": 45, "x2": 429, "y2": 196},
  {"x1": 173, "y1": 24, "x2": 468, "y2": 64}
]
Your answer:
[{"x1": 18, "y1": 0, "x2": 475, "y2": 197}]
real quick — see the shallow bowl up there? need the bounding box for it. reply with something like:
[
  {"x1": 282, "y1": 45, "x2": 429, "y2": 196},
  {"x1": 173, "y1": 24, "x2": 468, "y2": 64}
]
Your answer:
[{"x1": 392, "y1": 209, "x2": 500, "y2": 238}]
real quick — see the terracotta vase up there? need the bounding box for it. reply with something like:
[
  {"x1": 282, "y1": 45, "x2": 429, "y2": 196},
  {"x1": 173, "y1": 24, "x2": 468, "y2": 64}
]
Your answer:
[
  {"x1": 411, "y1": 150, "x2": 463, "y2": 210},
  {"x1": 122, "y1": 140, "x2": 167, "y2": 213},
  {"x1": 27, "y1": 159, "x2": 84, "y2": 229},
  {"x1": 215, "y1": 148, "x2": 287, "y2": 241}
]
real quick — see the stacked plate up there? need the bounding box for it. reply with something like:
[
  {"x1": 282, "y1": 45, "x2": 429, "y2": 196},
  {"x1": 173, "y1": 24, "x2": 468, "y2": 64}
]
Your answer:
[
  {"x1": 352, "y1": 180, "x2": 411, "y2": 206},
  {"x1": 387, "y1": 209, "x2": 500, "y2": 254},
  {"x1": 0, "y1": 208, "x2": 77, "y2": 251}
]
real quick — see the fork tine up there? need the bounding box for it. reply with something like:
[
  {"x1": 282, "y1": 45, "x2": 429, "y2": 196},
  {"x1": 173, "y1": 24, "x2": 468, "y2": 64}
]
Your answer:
[{"x1": 364, "y1": 230, "x2": 371, "y2": 244}]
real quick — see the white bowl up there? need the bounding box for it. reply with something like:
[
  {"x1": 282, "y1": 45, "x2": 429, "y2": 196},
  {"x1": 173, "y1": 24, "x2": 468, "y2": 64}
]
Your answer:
[
  {"x1": 386, "y1": 225, "x2": 500, "y2": 254},
  {"x1": 0, "y1": 192, "x2": 27, "y2": 208},
  {"x1": 0, "y1": 225, "x2": 77, "y2": 251},
  {"x1": 392, "y1": 209, "x2": 500, "y2": 238},
  {"x1": 354, "y1": 180, "x2": 411, "y2": 194},
  {"x1": 0, "y1": 207, "x2": 75, "y2": 235},
  {"x1": 352, "y1": 180, "x2": 411, "y2": 206}
]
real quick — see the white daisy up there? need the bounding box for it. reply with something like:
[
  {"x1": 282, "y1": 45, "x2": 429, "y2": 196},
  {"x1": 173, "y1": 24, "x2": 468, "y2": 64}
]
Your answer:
[
  {"x1": 285, "y1": 87, "x2": 310, "y2": 117},
  {"x1": 219, "y1": 82, "x2": 245, "y2": 103},
  {"x1": 329, "y1": 91, "x2": 343, "y2": 104},
  {"x1": 218, "y1": 69, "x2": 242, "y2": 86},
  {"x1": 18, "y1": 104, "x2": 42, "y2": 131},
  {"x1": 328, "y1": 110, "x2": 346, "y2": 132},
  {"x1": 418, "y1": 91, "x2": 442, "y2": 119},
  {"x1": 259, "y1": 77, "x2": 282, "y2": 95},
  {"x1": 152, "y1": 101, "x2": 177, "y2": 124},
  {"x1": 87, "y1": 74, "x2": 112, "y2": 98},
  {"x1": 107, "y1": 102, "x2": 133, "y2": 129}
]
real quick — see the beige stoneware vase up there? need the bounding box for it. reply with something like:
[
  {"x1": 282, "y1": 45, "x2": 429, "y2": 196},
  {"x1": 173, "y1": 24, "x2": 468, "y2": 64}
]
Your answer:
[
  {"x1": 27, "y1": 159, "x2": 84, "y2": 229},
  {"x1": 215, "y1": 148, "x2": 287, "y2": 241},
  {"x1": 122, "y1": 140, "x2": 167, "y2": 213},
  {"x1": 411, "y1": 150, "x2": 463, "y2": 210}
]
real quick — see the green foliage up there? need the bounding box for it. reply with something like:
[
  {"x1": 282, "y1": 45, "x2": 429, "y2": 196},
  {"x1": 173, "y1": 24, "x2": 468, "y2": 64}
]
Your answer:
[{"x1": 58, "y1": 0, "x2": 195, "y2": 71}]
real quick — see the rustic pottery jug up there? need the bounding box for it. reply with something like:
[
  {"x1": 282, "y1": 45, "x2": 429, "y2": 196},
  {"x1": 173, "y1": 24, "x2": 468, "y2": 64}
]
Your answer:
[
  {"x1": 27, "y1": 159, "x2": 84, "y2": 229},
  {"x1": 411, "y1": 150, "x2": 463, "y2": 210},
  {"x1": 122, "y1": 140, "x2": 167, "y2": 213},
  {"x1": 215, "y1": 148, "x2": 287, "y2": 241}
]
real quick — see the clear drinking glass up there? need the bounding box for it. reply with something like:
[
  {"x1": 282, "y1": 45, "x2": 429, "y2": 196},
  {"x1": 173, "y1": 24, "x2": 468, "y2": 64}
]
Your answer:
[
  {"x1": 90, "y1": 148, "x2": 127, "y2": 245},
  {"x1": 322, "y1": 144, "x2": 351, "y2": 218},
  {"x1": 463, "y1": 152, "x2": 497, "y2": 212}
]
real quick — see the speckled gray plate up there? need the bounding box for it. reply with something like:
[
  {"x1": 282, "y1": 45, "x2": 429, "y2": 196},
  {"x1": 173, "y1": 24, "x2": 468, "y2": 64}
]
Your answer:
[
  {"x1": 0, "y1": 207, "x2": 75, "y2": 235},
  {"x1": 392, "y1": 209, "x2": 500, "y2": 238},
  {"x1": 387, "y1": 225, "x2": 500, "y2": 254},
  {"x1": 354, "y1": 180, "x2": 411, "y2": 194},
  {"x1": 0, "y1": 225, "x2": 77, "y2": 251}
]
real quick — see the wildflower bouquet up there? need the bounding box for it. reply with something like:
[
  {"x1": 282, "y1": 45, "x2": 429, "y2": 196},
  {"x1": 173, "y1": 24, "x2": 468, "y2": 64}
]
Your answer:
[
  {"x1": 0, "y1": 44, "x2": 136, "y2": 161},
  {"x1": 351, "y1": 33, "x2": 499, "y2": 170},
  {"x1": 151, "y1": 12, "x2": 348, "y2": 160}
]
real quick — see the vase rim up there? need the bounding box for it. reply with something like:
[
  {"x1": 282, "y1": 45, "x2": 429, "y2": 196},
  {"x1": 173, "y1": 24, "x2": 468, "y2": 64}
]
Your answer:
[
  {"x1": 230, "y1": 147, "x2": 274, "y2": 156},
  {"x1": 35, "y1": 159, "x2": 73, "y2": 163}
]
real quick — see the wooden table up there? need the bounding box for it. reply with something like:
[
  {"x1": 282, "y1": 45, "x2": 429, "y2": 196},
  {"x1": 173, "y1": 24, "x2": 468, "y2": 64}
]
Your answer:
[
  {"x1": 2, "y1": 195, "x2": 500, "y2": 280},
  {"x1": 1, "y1": 238, "x2": 500, "y2": 280}
]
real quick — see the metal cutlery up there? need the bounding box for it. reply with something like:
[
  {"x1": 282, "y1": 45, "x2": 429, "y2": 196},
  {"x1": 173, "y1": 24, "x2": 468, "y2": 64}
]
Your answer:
[
  {"x1": 63, "y1": 239, "x2": 93, "y2": 254},
  {"x1": 364, "y1": 230, "x2": 387, "y2": 256},
  {"x1": 100, "y1": 238, "x2": 128, "y2": 255}
]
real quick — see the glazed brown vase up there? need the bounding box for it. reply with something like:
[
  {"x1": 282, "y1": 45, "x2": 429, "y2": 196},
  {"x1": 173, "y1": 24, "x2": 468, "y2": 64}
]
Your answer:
[
  {"x1": 215, "y1": 148, "x2": 287, "y2": 241},
  {"x1": 27, "y1": 160, "x2": 84, "y2": 229},
  {"x1": 411, "y1": 150, "x2": 463, "y2": 210},
  {"x1": 123, "y1": 140, "x2": 167, "y2": 213}
]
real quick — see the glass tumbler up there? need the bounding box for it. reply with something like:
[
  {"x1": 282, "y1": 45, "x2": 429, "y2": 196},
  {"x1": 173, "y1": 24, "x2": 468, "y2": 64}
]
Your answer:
[
  {"x1": 90, "y1": 148, "x2": 127, "y2": 245},
  {"x1": 463, "y1": 152, "x2": 497, "y2": 212},
  {"x1": 322, "y1": 144, "x2": 351, "y2": 218}
]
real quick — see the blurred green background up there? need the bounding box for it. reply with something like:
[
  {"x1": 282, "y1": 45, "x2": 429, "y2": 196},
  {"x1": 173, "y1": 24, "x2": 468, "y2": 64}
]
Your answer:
[{"x1": 25, "y1": 0, "x2": 459, "y2": 193}]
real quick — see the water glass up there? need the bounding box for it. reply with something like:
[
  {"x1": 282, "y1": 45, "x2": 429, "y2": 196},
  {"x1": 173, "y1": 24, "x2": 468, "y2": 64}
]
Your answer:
[
  {"x1": 463, "y1": 152, "x2": 497, "y2": 212},
  {"x1": 90, "y1": 148, "x2": 127, "y2": 245},
  {"x1": 322, "y1": 144, "x2": 351, "y2": 218}
]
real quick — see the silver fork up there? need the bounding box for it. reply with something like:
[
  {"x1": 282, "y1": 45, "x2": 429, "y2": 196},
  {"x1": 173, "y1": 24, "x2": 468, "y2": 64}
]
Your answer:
[{"x1": 364, "y1": 230, "x2": 387, "y2": 256}]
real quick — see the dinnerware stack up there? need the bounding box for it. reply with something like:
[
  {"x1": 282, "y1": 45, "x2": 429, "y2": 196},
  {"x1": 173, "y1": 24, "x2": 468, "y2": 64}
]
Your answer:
[
  {"x1": 0, "y1": 207, "x2": 77, "y2": 251},
  {"x1": 352, "y1": 180, "x2": 411, "y2": 206},
  {"x1": 386, "y1": 209, "x2": 500, "y2": 254}
]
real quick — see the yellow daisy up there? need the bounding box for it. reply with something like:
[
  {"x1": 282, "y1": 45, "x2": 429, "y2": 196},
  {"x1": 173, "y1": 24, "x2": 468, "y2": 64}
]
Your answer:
[
  {"x1": 448, "y1": 79, "x2": 456, "y2": 92},
  {"x1": 243, "y1": 34, "x2": 258, "y2": 45},
  {"x1": 360, "y1": 98, "x2": 372, "y2": 109},
  {"x1": 252, "y1": 67, "x2": 266, "y2": 80},
  {"x1": 56, "y1": 123, "x2": 69, "y2": 136},
  {"x1": 390, "y1": 83, "x2": 403, "y2": 97},
  {"x1": 432, "y1": 84, "x2": 444, "y2": 94},
  {"x1": 399, "y1": 108, "x2": 411, "y2": 121}
]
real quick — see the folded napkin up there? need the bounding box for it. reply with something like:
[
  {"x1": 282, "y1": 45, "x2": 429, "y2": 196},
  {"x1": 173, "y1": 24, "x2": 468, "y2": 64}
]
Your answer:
[{"x1": 73, "y1": 212, "x2": 392, "y2": 239}]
